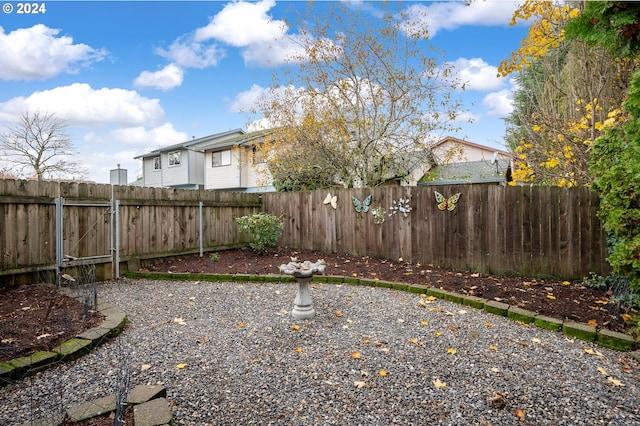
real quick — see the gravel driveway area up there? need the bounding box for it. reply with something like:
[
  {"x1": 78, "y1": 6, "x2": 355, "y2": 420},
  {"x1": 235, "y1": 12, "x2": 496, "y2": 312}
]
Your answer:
[{"x1": 1, "y1": 278, "x2": 639, "y2": 425}]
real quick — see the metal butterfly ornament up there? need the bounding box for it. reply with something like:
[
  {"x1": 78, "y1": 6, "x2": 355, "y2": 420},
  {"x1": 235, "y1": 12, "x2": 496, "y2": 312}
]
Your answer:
[
  {"x1": 434, "y1": 191, "x2": 461, "y2": 211},
  {"x1": 323, "y1": 193, "x2": 338, "y2": 209},
  {"x1": 352, "y1": 195, "x2": 372, "y2": 213}
]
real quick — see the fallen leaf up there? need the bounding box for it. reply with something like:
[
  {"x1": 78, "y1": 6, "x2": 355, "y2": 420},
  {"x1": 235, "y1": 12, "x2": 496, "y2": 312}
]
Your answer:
[
  {"x1": 420, "y1": 320, "x2": 429, "y2": 326},
  {"x1": 351, "y1": 351, "x2": 362, "y2": 359},
  {"x1": 140, "y1": 364, "x2": 151, "y2": 371},
  {"x1": 173, "y1": 317, "x2": 186, "y2": 325},
  {"x1": 434, "y1": 331, "x2": 442, "y2": 337},
  {"x1": 489, "y1": 345, "x2": 498, "y2": 351},
  {"x1": 237, "y1": 323, "x2": 246, "y2": 328},
  {"x1": 595, "y1": 299, "x2": 609, "y2": 304},
  {"x1": 588, "y1": 319, "x2": 597, "y2": 327},
  {"x1": 531, "y1": 338, "x2": 541, "y2": 344},
  {"x1": 363, "y1": 338, "x2": 370, "y2": 344},
  {"x1": 36, "y1": 333, "x2": 52, "y2": 340},
  {"x1": 397, "y1": 318, "x2": 405, "y2": 323},
  {"x1": 21, "y1": 306, "x2": 31, "y2": 311},
  {"x1": 546, "y1": 294, "x2": 556, "y2": 300},
  {"x1": 458, "y1": 310, "x2": 468, "y2": 314},
  {"x1": 335, "y1": 310, "x2": 343, "y2": 317},
  {"x1": 621, "y1": 313, "x2": 633, "y2": 322},
  {"x1": 294, "y1": 347, "x2": 303, "y2": 353},
  {"x1": 485, "y1": 322, "x2": 493, "y2": 327},
  {"x1": 607, "y1": 376, "x2": 625, "y2": 387},
  {"x1": 379, "y1": 369, "x2": 388, "y2": 377},
  {"x1": 380, "y1": 348, "x2": 390, "y2": 354},
  {"x1": 426, "y1": 295, "x2": 437, "y2": 301},
  {"x1": 291, "y1": 324, "x2": 300, "y2": 330},
  {"x1": 513, "y1": 408, "x2": 526, "y2": 420},
  {"x1": 447, "y1": 348, "x2": 457, "y2": 355},
  {"x1": 176, "y1": 363, "x2": 187, "y2": 369},
  {"x1": 432, "y1": 378, "x2": 447, "y2": 389},
  {"x1": 448, "y1": 325, "x2": 459, "y2": 332},
  {"x1": 354, "y1": 381, "x2": 367, "y2": 388},
  {"x1": 409, "y1": 338, "x2": 419, "y2": 344},
  {"x1": 597, "y1": 367, "x2": 608, "y2": 376},
  {"x1": 490, "y1": 367, "x2": 500, "y2": 373}
]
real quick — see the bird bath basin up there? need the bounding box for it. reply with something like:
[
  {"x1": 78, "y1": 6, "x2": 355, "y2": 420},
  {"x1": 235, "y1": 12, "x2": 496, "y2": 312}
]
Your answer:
[{"x1": 279, "y1": 260, "x2": 326, "y2": 319}]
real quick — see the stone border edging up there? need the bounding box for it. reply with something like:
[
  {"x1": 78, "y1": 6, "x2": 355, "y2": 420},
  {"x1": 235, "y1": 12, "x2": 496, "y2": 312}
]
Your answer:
[
  {"x1": 0, "y1": 287, "x2": 128, "y2": 387},
  {"x1": 126, "y1": 271, "x2": 639, "y2": 352}
]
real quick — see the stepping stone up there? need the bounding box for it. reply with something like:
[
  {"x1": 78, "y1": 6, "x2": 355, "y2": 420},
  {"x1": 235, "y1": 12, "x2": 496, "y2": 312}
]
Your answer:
[
  {"x1": 127, "y1": 385, "x2": 167, "y2": 404},
  {"x1": 134, "y1": 397, "x2": 172, "y2": 426},
  {"x1": 67, "y1": 394, "x2": 117, "y2": 422}
]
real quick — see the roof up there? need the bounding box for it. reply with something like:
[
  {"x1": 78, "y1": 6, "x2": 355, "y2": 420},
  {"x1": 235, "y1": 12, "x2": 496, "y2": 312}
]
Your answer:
[
  {"x1": 431, "y1": 136, "x2": 514, "y2": 158},
  {"x1": 197, "y1": 128, "x2": 278, "y2": 151},
  {"x1": 134, "y1": 128, "x2": 245, "y2": 159},
  {"x1": 419, "y1": 159, "x2": 512, "y2": 186}
]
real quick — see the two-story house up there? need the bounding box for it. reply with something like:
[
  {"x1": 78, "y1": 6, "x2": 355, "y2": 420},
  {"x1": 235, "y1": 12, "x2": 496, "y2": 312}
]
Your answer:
[
  {"x1": 199, "y1": 129, "x2": 276, "y2": 192},
  {"x1": 134, "y1": 129, "x2": 245, "y2": 189}
]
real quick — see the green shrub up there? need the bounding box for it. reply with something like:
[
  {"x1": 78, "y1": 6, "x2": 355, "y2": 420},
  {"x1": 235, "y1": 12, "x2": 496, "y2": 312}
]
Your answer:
[
  {"x1": 590, "y1": 69, "x2": 640, "y2": 293},
  {"x1": 235, "y1": 213, "x2": 284, "y2": 252}
]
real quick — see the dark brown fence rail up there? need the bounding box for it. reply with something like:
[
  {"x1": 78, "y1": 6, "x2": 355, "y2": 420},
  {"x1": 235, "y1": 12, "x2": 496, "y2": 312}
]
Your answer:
[{"x1": 262, "y1": 185, "x2": 610, "y2": 280}]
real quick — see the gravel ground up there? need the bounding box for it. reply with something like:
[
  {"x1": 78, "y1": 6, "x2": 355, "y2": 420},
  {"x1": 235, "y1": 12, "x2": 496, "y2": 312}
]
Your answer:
[{"x1": 1, "y1": 278, "x2": 640, "y2": 426}]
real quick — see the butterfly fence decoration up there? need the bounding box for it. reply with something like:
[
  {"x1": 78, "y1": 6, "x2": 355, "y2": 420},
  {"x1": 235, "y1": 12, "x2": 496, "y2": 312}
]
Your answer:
[
  {"x1": 351, "y1": 195, "x2": 372, "y2": 213},
  {"x1": 323, "y1": 193, "x2": 338, "y2": 209},
  {"x1": 434, "y1": 191, "x2": 461, "y2": 211}
]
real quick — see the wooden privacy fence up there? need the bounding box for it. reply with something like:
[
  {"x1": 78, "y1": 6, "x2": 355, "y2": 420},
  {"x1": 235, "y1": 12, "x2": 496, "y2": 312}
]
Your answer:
[
  {"x1": 0, "y1": 179, "x2": 261, "y2": 285},
  {"x1": 262, "y1": 185, "x2": 610, "y2": 280}
]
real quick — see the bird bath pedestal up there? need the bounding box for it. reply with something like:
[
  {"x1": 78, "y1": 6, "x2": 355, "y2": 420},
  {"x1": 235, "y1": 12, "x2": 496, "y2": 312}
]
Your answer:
[{"x1": 279, "y1": 260, "x2": 326, "y2": 320}]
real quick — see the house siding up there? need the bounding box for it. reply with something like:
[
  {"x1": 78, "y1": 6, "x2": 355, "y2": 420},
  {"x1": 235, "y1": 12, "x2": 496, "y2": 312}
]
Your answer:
[
  {"x1": 142, "y1": 157, "x2": 163, "y2": 187},
  {"x1": 205, "y1": 147, "x2": 241, "y2": 189}
]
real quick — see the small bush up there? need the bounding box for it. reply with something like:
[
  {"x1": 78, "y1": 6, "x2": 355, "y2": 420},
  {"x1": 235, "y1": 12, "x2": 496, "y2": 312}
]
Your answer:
[
  {"x1": 210, "y1": 252, "x2": 220, "y2": 262},
  {"x1": 235, "y1": 213, "x2": 284, "y2": 252}
]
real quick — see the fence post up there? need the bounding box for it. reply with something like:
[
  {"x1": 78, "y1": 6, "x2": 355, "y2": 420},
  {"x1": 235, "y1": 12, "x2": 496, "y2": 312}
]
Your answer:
[
  {"x1": 111, "y1": 199, "x2": 121, "y2": 279},
  {"x1": 199, "y1": 201, "x2": 204, "y2": 257},
  {"x1": 115, "y1": 200, "x2": 120, "y2": 278},
  {"x1": 55, "y1": 197, "x2": 64, "y2": 286}
]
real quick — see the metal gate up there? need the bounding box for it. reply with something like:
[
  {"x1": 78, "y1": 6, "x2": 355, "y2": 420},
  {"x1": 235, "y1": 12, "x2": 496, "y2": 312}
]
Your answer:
[{"x1": 54, "y1": 197, "x2": 120, "y2": 285}]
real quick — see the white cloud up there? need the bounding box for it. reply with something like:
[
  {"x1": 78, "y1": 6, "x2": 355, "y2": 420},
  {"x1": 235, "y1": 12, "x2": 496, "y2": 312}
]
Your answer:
[
  {"x1": 241, "y1": 35, "x2": 308, "y2": 67},
  {"x1": 191, "y1": 0, "x2": 306, "y2": 67},
  {"x1": 194, "y1": 0, "x2": 286, "y2": 47},
  {"x1": 134, "y1": 64, "x2": 184, "y2": 91},
  {"x1": 401, "y1": 1, "x2": 519, "y2": 38},
  {"x1": 84, "y1": 122, "x2": 188, "y2": 149},
  {"x1": 154, "y1": 36, "x2": 225, "y2": 69},
  {"x1": 483, "y1": 89, "x2": 514, "y2": 117},
  {"x1": 0, "y1": 83, "x2": 165, "y2": 127},
  {"x1": 230, "y1": 83, "x2": 273, "y2": 113},
  {"x1": 450, "y1": 58, "x2": 504, "y2": 92},
  {"x1": 0, "y1": 24, "x2": 106, "y2": 81}
]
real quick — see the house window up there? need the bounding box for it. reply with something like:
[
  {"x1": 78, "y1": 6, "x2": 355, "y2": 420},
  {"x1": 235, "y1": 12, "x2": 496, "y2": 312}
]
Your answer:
[
  {"x1": 212, "y1": 149, "x2": 231, "y2": 167},
  {"x1": 153, "y1": 156, "x2": 161, "y2": 171},
  {"x1": 168, "y1": 151, "x2": 181, "y2": 167},
  {"x1": 253, "y1": 146, "x2": 266, "y2": 164}
]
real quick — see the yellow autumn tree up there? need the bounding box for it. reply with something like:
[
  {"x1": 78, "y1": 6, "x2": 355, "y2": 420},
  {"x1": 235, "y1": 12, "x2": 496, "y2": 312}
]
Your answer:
[
  {"x1": 253, "y1": 1, "x2": 465, "y2": 190},
  {"x1": 502, "y1": 0, "x2": 637, "y2": 186}
]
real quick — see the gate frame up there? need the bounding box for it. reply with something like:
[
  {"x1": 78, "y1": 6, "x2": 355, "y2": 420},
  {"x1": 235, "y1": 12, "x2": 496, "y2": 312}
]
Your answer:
[{"x1": 54, "y1": 197, "x2": 119, "y2": 285}]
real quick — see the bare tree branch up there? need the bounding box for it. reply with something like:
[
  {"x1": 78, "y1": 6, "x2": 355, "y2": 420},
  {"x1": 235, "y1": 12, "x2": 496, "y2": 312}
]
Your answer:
[{"x1": 0, "y1": 111, "x2": 88, "y2": 181}]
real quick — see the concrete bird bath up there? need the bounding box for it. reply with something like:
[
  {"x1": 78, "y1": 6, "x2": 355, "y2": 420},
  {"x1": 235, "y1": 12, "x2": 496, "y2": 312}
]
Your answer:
[{"x1": 279, "y1": 259, "x2": 326, "y2": 319}]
